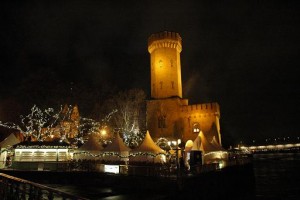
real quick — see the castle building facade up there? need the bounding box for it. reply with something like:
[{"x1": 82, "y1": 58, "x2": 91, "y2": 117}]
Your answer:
[
  {"x1": 41, "y1": 104, "x2": 80, "y2": 141},
  {"x1": 146, "y1": 31, "x2": 222, "y2": 145}
]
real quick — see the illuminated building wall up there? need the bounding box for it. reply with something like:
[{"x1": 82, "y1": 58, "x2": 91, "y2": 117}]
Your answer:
[
  {"x1": 65, "y1": 105, "x2": 80, "y2": 139},
  {"x1": 41, "y1": 105, "x2": 80, "y2": 140},
  {"x1": 146, "y1": 31, "x2": 222, "y2": 145}
]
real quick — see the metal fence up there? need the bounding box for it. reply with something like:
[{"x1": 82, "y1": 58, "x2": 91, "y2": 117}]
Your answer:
[
  {"x1": 0, "y1": 173, "x2": 88, "y2": 200},
  {"x1": 4, "y1": 155, "x2": 253, "y2": 177}
]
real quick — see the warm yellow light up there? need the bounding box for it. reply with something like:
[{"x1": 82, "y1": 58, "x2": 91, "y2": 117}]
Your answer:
[
  {"x1": 177, "y1": 139, "x2": 181, "y2": 145},
  {"x1": 185, "y1": 140, "x2": 193, "y2": 148},
  {"x1": 218, "y1": 162, "x2": 225, "y2": 169},
  {"x1": 101, "y1": 129, "x2": 107, "y2": 136},
  {"x1": 161, "y1": 154, "x2": 167, "y2": 163},
  {"x1": 285, "y1": 144, "x2": 294, "y2": 148}
]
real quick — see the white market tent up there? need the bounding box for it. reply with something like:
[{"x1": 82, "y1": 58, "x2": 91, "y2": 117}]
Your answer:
[
  {"x1": 0, "y1": 133, "x2": 21, "y2": 169},
  {"x1": 14, "y1": 141, "x2": 71, "y2": 163},
  {"x1": 0, "y1": 133, "x2": 21, "y2": 149},
  {"x1": 184, "y1": 140, "x2": 194, "y2": 152},
  {"x1": 211, "y1": 136, "x2": 225, "y2": 151},
  {"x1": 191, "y1": 134, "x2": 202, "y2": 151},
  {"x1": 130, "y1": 131, "x2": 166, "y2": 163},
  {"x1": 205, "y1": 135, "x2": 228, "y2": 163},
  {"x1": 75, "y1": 134, "x2": 104, "y2": 160},
  {"x1": 191, "y1": 131, "x2": 221, "y2": 152},
  {"x1": 102, "y1": 133, "x2": 131, "y2": 161},
  {"x1": 190, "y1": 131, "x2": 228, "y2": 164}
]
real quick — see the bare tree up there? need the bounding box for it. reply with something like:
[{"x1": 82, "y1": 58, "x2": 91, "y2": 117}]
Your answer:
[
  {"x1": 0, "y1": 105, "x2": 58, "y2": 141},
  {"x1": 102, "y1": 88, "x2": 146, "y2": 148}
]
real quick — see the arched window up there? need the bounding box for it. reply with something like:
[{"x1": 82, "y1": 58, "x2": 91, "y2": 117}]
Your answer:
[
  {"x1": 160, "y1": 81, "x2": 163, "y2": 89},
  {"x1": 193, "y1": 122, "x2": 200, "y2": 134}
]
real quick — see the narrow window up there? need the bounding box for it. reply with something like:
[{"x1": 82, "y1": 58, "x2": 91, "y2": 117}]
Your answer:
[
  {"x1": 171, "y1": 81, "x2": 174, "y2": 89},
  {"x1": 159, "y1": 60, "x2": 163, "y2": 68},
  {"x1": 158, "y1": 115, "x2": 166, "y2": 128},
  {"x1": 162, "y1": 115, "x2": 166, "y2": 128}
]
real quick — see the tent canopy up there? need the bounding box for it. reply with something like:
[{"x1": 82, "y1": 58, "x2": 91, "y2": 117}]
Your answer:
[
  {"x1": 184, "y1": 140, "x2": 194, "y2": 152},
  {"x1": 103, "y1": 133, "x2": 131, "y2": 152},
  {"x1": 78, "y1": 134, "x2": 104, "y2": 151},
  {"x1": 131, "y1": 131, "x2": 165, "y2": 154},
  {"x1": 0, "y1": 133, "x2": 21, "y2": 149},
  {"x1": 211, "y1": 136, "x2": 225, "y2": 151},
  {"x1": 191, "y1": 135, "x2": 202, "y2": 151},
  {"x1": 191, "y1": 131, "x2": 223, "y2": 153}
]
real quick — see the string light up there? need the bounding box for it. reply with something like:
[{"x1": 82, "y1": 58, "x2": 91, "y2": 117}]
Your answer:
[
  {"x1": 1, "y1": 105, "x2": 152, "y2": 159},
  {"x1": 0, "y1": 105, "x2": 118, "y2": 145},
  {"x1": 73, "y1": 151, "x2": 166, "y2": 158},
  {"x1": 15, "y1": 145, "x2": 70, "y2": 149}
]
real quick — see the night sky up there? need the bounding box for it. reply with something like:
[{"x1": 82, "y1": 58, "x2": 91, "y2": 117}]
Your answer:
[{"x1": 0, "y1": 0, "x2": 299, "y2": 145}]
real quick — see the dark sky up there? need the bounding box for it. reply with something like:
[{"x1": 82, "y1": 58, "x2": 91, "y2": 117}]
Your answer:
[{"x1": 0, "y1": 0, "x2": 299, "y2": 145}]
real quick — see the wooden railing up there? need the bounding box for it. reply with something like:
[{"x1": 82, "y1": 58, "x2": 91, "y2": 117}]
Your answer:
[{"x1": 0, "y1": 173, "x2": 88, "y2": 200}]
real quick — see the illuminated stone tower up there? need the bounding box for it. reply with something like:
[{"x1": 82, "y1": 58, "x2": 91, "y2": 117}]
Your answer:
[
  {"x1": 148, "y1": 31, "x2": 183, "y2": 99},
  {"x1": 146, "y1": 31, "x2": 222, "y2": 148}
]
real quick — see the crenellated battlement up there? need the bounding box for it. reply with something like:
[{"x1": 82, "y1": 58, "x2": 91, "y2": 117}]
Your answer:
[
  {"x1": 148, "y1": 31, "x2": 182, "y2": 53},
  {"x1": 181, "y1": 102, "x2": 220, "y2": 115}
]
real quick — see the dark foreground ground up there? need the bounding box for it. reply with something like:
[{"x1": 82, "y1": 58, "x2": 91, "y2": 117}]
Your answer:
[{"x1": 1, "y1": 163, "x2": 255, "y2": 200}]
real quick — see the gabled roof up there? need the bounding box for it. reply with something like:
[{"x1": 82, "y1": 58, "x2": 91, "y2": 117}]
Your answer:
[
  {"x1": 131, "y1": 131, "x2": 165, "y2": 154},
  {"x1": 103, "y1": 133, "x2": 131, "y2": 152}
]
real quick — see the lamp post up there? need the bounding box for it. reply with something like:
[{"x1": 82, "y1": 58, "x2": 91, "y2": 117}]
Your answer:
[
  {"x1": 175, "y1": 139, "x2": 184, "y2": 190},
  {"x1": 176, "y1": 139, "x2": 182, "y2": 179},
  {"x1": 100, "y1": 129, "x2": 107, "y2": 136},
  {"x1": 168, "y1": 139, "x2": 182, "y2": 179}
]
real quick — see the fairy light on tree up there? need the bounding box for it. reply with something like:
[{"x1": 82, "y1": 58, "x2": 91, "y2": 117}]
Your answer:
[
  {"x1": 0, "y1": 105, "x2": 59, "y2": 141},
  {"x1": 102, "y1": 89, "x2": 147, "y2": 148},
  {"x1": 1, "y1": 104, "x2": 83, "y2": 142},
  {"x1": 156, "y1": 137, "x2": 171, "y2": 151},
  {"x1": 122, "y1": 129, "x2": 145, "y2": 149},
  {"x1": 77, "y1": 109, "x2": 117, "y2": 145},
  {"x1": 0, "y1": 103, "x2": 119, "y2": 146}
]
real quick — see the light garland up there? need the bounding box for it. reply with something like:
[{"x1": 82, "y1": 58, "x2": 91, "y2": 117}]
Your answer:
[
  {"x1": 0, "y1": 104, "x2": 147, "y2": 151},
  {"x1": 73, "y1": 151, "x2": 166, "y2": 158},
  {"x1": 0, "y1": 105, "x2": 117, "y2": 145},
  {"x1": 15, "y1": 145, "x2": 70, "y2": 149},
  {"x1": 0, "y1": 105, "x2": 65, "y2": 141},
  {"x1": 0, "y1": 149, "x2": 8, "y2": 154}
]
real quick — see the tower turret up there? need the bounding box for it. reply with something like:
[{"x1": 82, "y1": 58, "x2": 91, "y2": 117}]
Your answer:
[{"x1": 148, "y1": 31, "x2": 183, "y2": 99}]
